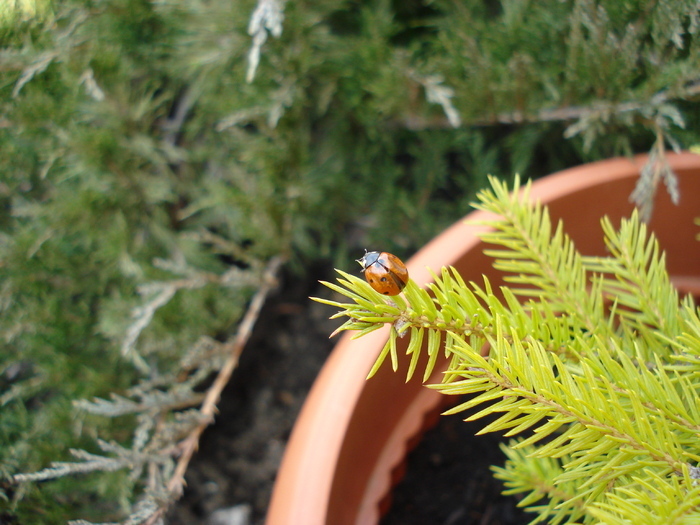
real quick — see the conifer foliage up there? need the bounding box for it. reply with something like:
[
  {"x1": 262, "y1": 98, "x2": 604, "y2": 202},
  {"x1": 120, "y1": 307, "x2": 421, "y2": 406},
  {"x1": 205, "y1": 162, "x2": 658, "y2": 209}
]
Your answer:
[
  {"x1": 320, "y1": 176, "x2": 700, "y2": 524},
  {"x1": 1, "y1": 0, "x2": 700, "y2": 523}
]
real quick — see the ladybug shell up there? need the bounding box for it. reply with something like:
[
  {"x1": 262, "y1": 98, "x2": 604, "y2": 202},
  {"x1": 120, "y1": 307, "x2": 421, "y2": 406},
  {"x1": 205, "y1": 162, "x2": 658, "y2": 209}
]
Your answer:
[{"x1": 358, "y1": 251, "x2": 409, "y2": 296}]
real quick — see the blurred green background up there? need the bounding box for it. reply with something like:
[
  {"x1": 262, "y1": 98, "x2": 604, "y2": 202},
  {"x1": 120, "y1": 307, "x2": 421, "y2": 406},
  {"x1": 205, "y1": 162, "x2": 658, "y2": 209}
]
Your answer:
[{"x1": 1, "y1": 0, "x2": 698, "y2": 522}]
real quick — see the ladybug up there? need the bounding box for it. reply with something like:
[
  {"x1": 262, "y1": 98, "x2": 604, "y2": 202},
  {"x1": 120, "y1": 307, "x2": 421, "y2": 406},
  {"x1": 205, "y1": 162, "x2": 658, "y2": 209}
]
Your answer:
[{"x1": 357, "y1": 251, "x2": 409, "y2": 296}]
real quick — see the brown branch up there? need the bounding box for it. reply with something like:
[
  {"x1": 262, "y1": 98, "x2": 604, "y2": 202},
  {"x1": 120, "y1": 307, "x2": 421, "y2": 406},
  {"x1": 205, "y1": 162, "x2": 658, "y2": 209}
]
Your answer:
[
  {"x1": 144, "y1": 255, "x2": 284, "y2": 525},
  {"x1": 161, "y1": 85, "x2": 198, "y2": 148},
  {"x1": 398, "y1": 78, "x2": 700, "y2": 130}
]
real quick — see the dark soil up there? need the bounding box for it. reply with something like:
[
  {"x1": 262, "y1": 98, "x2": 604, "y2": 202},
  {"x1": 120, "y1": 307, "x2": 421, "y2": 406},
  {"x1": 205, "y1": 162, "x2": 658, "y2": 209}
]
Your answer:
[
  {"x1": 381, "y1": 412, "x2": 530, "y2": 525},
  {"x1": 169, "y1": 264, "x2": 530, "y2": 525}
]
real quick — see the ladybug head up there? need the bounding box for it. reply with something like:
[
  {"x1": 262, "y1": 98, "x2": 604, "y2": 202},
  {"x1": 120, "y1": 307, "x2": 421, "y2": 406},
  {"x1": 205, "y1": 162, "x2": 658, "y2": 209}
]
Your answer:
[{"x1": 356, "y1": 250, "x2": 380, "y2": 271}]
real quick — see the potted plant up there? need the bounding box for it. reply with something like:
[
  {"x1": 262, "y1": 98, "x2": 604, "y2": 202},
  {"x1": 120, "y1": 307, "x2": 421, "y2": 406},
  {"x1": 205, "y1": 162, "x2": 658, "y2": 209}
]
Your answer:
[{"x1": 266, "y1": 151, "x2": 700, "y2": 525}]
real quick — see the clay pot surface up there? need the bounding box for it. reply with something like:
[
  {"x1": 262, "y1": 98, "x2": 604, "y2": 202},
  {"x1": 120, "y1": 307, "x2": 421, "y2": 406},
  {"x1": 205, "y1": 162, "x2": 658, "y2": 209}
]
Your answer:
[{"x1": 266, "y1": 152, "x2": 700, "y2": 525}]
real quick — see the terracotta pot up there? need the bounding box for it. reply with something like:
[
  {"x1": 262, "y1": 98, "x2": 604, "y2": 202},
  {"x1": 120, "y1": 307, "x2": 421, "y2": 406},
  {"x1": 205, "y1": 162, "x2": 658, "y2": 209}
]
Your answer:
[{"x1": 266, "y1": 152, "x2": 700, "y2": 525}]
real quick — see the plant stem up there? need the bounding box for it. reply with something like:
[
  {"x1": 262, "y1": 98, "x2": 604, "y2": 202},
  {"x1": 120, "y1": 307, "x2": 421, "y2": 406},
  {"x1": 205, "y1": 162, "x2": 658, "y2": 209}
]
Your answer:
[{"x1": 144, "y1": 256, "x2": 284, "y2": 524}]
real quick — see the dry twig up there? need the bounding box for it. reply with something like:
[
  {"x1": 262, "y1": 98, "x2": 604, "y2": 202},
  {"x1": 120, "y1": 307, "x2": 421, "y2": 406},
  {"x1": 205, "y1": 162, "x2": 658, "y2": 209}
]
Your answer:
[{"x1": 143, "y1": 256, "x2": 284, "y2": 525}]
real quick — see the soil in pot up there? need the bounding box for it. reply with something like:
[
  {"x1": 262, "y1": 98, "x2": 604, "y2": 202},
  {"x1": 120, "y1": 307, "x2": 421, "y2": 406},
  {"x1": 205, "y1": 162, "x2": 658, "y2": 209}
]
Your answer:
[
  {"x1": 167, "y1": 263, "x2": 338, "y2": 524},
  {"x1": 381, "y1": 409, "x2": 530, "y2": 525}
]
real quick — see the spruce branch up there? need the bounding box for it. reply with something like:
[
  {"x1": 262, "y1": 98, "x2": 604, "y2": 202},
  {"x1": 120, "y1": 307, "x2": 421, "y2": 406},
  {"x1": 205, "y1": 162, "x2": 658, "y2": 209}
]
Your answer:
[
  {"x1": 319, "y1": 175, "x2": 700, "y2": 523},
  {"x1": 439, "y1": 333, "x2": 688, "y2": 482},
  {"x1": 315, "y1": 270, "x2": 500, "y2": 380},
  {"x1": 493, "y1": 444, "x2": 586, "y2": 525},
  {"x1": 584, "y1": 211, "x2": 682, "y2": 350},
  {"x1": 472, "y1": 176, "x2": 610, "y2": 340}
]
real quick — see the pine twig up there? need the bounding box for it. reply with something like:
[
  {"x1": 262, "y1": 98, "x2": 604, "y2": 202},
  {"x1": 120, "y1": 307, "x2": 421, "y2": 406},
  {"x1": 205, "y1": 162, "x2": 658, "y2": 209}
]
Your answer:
[{"x1": 143, "y1": 256, "x2": 284, "y2": 525}]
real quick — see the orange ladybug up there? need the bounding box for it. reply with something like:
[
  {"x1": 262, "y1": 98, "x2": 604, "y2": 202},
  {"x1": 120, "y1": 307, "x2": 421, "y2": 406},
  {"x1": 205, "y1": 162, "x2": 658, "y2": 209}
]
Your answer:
[{"x1": 357, "y1": 251, "x2": 409, "y2": 296}]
